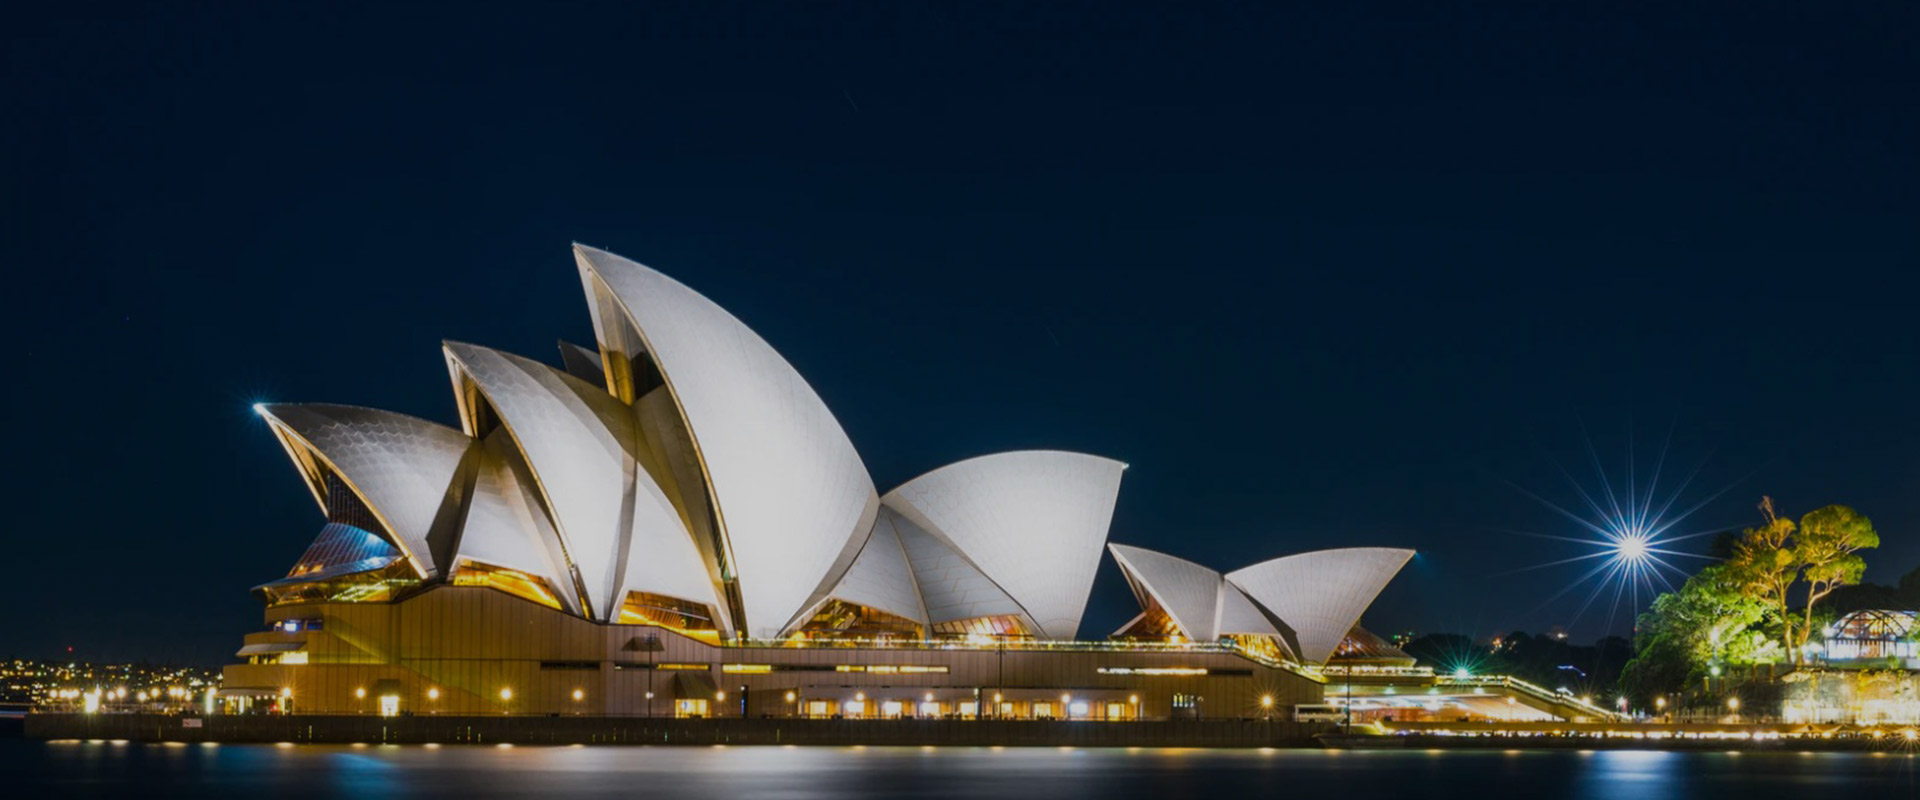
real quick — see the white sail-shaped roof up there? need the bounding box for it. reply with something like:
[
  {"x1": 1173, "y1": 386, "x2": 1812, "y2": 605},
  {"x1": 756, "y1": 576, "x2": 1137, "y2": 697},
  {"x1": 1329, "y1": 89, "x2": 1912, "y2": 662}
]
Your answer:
[
  {"x1": 574, "y1": 245, "x2": 880, "y2": 638},
  {"x1": 556, "y1": 340, "x2": 606, "y2": 388},
  {"x1": 886, "y1": 507, "x2": 1030, "y2": 628},
  {"x1": 884, "y1": 451, "x2": 1125, "y2": 640},
  {"x1": 1225, "y1": 547, "x2": 1415, "y2": 664},
  {"x1": 457, "y1": 432, "x2": 582, "y2": 616},
  {"x1": 443, "y1": 342, "x2": 709, "y2": 621},
  {"x1": 613, "y1": 463, "x2": 727, "y2": 625},
  {"x1": 1217, "y1": 583, "x2": 1283, "y2": 640},
  {"x1": 1108, "y1": 544, "x2": 1227, "y2": 641},
  {"x1": 256, "y1": 403, "x2": 471, "y2": 579},
  {"x1": 811, "y1": 511, "x2": 928, "y2": 627}
]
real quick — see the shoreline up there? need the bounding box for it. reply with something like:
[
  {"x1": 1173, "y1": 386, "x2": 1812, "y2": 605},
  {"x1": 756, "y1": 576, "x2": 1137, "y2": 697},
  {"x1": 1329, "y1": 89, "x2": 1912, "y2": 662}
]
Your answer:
[
  {"x1": 23, "y1": 713, "x2": 1323, "y2": 748},
  {"x1": 23, "y1": 713, "x2": 1920, "y2": 753}
]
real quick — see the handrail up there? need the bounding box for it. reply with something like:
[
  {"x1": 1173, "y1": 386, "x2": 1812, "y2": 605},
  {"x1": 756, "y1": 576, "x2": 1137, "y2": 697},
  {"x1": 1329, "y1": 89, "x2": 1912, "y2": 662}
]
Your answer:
[
  {"x1": 1432, "y1": 674, "x2": 1621, "y2": 719},
  {"x1": 727, "y1": 636, "x2": 1322, "y2": 681}
]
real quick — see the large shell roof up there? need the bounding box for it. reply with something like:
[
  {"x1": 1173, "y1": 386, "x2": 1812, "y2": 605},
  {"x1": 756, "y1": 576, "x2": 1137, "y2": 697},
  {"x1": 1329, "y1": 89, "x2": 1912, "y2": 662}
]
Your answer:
[
  {"x1": 574, "y1": 245, "x2": 880, "y2": 638},
  {"x1": 256, "y1": 403, "x2": 471, "y2": 578},
  {"x1": 1109, "y1": 544, "x2": 1231, "y2": 642},
  {"x1": 1226, "y1": 547, "x2": 1415, "y2": 664},
  {"x1": 1106, "y1": 543, "x2": 1411, "y2": 664},
  {"x1": 444, "y1": 342, "x2": 719, "y2": 621},
  {"x1": 255, "y1": 245, "x2": 1410, "y2": 649},
  {"x1": 884, "y1": 451, "x2": 1125, "y2": 640}
]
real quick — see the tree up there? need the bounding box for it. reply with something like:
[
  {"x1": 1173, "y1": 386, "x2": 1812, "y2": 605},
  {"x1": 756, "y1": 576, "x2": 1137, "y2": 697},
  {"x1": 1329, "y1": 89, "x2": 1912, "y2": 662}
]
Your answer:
[
  {"x1": 1724, "y1": 498, "x2": 1880, "y2": 665},
  {"x1": 1728, "y1": 496, "x2": 1802, "y2": 662},
  {"x1": 1621, "y1": 562, "x2": 1784, "y2": 702},
  {"x1": 1793, "y1": 505, "x2": 1879, "y2": 657}
]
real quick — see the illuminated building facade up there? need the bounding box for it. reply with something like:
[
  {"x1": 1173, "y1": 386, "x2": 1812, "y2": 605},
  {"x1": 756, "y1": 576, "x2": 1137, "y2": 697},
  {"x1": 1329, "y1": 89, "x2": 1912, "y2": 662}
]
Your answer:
[
  {"x1": 1819, "y1": 609, "x2": 1920, "y2": 666},
  {"x1": 222, "y1": 245, "x2": 1412, "y2": 719}
]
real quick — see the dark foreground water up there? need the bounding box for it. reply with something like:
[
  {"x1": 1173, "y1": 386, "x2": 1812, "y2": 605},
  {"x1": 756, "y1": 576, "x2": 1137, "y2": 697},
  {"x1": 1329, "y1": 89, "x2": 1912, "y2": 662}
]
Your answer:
[{"x1": 9, "y1": 739, "x2": 1920, "y2": 799}]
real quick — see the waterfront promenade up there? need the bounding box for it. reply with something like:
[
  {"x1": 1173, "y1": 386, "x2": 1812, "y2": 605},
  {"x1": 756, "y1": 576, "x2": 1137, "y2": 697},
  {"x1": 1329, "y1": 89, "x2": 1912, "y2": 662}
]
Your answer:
[{"x1": 25, "y1": 714, "x2": 1325, "y2": 747}]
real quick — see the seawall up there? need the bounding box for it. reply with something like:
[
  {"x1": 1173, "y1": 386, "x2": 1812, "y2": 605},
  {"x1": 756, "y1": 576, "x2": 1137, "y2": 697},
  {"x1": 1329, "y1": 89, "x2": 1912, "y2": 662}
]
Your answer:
[{"x1": 25, "y1": 714, "x2": 1325, "y2": 748}]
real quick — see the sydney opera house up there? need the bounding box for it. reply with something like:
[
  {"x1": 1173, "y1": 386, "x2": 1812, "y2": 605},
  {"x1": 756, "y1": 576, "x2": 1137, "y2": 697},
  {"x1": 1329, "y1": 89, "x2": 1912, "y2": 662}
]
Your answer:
[{"x1": 222, "y1": 245, "x2": 1413, "y2": 721}]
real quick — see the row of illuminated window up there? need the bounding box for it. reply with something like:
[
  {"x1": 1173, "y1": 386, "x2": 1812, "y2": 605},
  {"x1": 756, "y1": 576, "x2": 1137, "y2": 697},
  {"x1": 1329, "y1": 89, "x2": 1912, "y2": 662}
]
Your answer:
[
  {"x1": 1095, "y1": 667, "x2": 1253, "y2": 677},
  {"x1": 721, "y1": 663, "x2": 952, "y2": 674},
  {"x1": 553, "y1": 662, "x2": 947, "y2": 672},
  {"x1": 540, "y1": 663, "x2": 1236, "y2": 675}
]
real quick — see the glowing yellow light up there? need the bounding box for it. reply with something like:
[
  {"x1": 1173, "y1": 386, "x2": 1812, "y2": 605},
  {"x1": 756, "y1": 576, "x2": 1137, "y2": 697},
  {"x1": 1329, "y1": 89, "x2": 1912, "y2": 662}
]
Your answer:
[
  {"x1": 499, "y1": 688, "x2": 513, "y2": 701},
  {"x1": 427, "y1": 688, "x2": 440, "y2": 700},
  {"x1": 716, "y1": 691, "x2": 726, "y2": 701},
  {"x1": 280, "y1": 687, "x2": 292, "y2": 698},
  {"x1": 785, "y1": 691, "x2": 796, "y2": 702},
  {"x1": 1727, "y1": 697, "x2": 1740, "y2": 711},
  {"x1": 1129, "y1": 695, "x2": 1139, "y2": 704},
  {"x1": 572, "y1": 689, "x2": 584, "y2": 701},
  {"x1": 1260, "y1": 695, "x2": 1273, "y2": 708},
  {"x1": 355, "y1": 688, "x2": 366, "y2": 699}
]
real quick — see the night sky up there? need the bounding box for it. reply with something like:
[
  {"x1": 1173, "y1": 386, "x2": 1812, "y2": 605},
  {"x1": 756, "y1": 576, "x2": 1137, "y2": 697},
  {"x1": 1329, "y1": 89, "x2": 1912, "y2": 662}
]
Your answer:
[{"x1": 5, "y1": 3, "x2": 1916, "y2": 664}]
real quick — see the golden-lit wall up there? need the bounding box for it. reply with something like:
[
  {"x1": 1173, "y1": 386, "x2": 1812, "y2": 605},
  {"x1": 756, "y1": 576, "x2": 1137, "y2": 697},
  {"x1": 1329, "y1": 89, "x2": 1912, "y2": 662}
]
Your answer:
[{"x1": 223, "y1": 585, "x2": 1323, "y2": 719}]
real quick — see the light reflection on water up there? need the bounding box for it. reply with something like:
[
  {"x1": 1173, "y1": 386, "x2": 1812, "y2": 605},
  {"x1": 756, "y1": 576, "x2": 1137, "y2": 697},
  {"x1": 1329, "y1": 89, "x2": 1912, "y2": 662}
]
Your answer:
[{"x1": 11, "y1": 740, "x2": 1920, "y2": 799}]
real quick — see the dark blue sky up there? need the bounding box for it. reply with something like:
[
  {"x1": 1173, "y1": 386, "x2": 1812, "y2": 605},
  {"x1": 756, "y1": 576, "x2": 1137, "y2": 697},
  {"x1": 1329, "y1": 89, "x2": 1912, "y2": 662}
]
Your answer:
[{"x1": 4, "y1": 2, "x2": 1916, "y2": 664}]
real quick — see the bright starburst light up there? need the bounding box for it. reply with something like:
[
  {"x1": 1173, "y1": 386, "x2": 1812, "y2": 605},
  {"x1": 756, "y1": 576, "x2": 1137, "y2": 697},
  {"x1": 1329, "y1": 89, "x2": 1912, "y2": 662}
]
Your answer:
[{"x1": 1502, "y1": 426, "x2": 1742, "y2": 631}]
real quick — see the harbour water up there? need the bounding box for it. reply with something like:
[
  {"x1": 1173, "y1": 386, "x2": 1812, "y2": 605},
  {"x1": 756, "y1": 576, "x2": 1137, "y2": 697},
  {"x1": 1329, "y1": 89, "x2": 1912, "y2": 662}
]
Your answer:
[{"x1": 8, "y1": 739, "x2": 1920, "y2": 799}]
